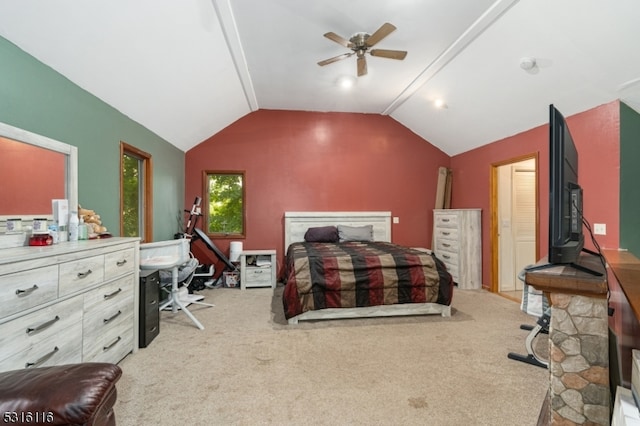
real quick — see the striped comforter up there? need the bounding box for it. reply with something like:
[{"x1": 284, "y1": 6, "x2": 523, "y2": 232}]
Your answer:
[{"x1": 282, "y1": 241, "x2": 453, "y2": 320}]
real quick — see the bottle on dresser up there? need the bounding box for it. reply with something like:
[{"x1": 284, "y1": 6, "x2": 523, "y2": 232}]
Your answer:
[{"x1": 69, "y1": 211, "x2": 79, "y2": 241}]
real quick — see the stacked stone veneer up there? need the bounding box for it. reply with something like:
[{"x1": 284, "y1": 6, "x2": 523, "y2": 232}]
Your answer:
[{"x1": 549, "y1": 293, "x2": 610, "y2": 425}]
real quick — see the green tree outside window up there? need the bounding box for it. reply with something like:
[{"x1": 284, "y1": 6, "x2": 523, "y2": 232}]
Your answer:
[
  {"x1": 205, "y1": 172, "x2": 245, "y2": 236},
  {"x1": 122, "y1": 153, "x2": 141, "y2": 237}
]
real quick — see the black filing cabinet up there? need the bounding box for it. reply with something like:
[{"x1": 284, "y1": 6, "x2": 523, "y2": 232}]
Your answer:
[{"x1": 139, "y1": 269, "x2": 160, "y2": 348}]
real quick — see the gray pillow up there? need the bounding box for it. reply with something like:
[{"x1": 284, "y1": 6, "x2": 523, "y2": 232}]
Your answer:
[{"x1": 338, "y1": 224, "x2": 374, "y2": 242}]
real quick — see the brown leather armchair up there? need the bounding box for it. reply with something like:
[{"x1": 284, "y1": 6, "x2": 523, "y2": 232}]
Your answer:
[{"x1": 0, "y1": 363, "x2": 122, "y2": 426}]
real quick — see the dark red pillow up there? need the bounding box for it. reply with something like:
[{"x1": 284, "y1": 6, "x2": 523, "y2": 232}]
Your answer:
[{"x1": 304, "y1": 226, "x2": 339, "y2": 243}]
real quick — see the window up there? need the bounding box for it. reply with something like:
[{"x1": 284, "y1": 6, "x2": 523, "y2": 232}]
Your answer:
[
  {"x1": 120, "y1": 142, "x2": 153, "y2": 242},
  {"x1": 204, "y1": 171, "x2": 245, "y2": 237}
]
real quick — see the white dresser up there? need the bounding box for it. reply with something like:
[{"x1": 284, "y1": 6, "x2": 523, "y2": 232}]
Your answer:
[
  {"x1": 433, "y1": 209, "x2": 482, "y2": 289},
  {"x1": 0, "y1": 238, "x2": 139, "y2": 372}
]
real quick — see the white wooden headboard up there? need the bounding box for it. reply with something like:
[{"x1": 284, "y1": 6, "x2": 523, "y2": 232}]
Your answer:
[{"x1": 283, "y1": 211, "x2": 392, "y2": 253}]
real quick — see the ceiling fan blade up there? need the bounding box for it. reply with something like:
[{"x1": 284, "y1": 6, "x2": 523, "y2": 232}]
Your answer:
[
  {"x1": 357, "y1": 56, "x2": 367, "y2": 76},
  {"x1": 365, "y1": 22, "x2": 396, "y2": 47},
  {"x1": 369, "y1": 49, "x2": 407, "y2": 60},
  {"x1": 323, "y1": 31, "x2": 352, "y2": 48},
  {"x1": 317, "y1": 52, "x2": 354, "y2": 66}
]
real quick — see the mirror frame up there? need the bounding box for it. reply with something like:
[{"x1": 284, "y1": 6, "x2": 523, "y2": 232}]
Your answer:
[{"x1": 0, "y1": 121, "x2": 78, "y2": 249}]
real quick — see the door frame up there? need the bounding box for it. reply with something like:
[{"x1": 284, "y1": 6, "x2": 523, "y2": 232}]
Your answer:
[{"x1": 489, "y1": 152, "x2": 540, "y2": 293}]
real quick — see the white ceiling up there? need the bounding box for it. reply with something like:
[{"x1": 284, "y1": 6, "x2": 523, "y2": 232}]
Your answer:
[{"x1": 1, "y1": 0, "x2": 639, "y2": 156}]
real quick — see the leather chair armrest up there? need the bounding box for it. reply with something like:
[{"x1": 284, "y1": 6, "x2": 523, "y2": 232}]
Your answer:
[{"x1": 0, "y1": 363, "x2": 122, "y2": 426}]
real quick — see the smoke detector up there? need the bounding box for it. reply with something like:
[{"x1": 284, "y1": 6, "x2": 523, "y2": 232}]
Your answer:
[{"x1": 519, "y1": 57, "x2": 537, "y2": 71}]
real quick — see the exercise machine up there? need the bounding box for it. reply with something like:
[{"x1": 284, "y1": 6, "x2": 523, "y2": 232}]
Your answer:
[
  {"x1": 507, "y1": 267, "x2": 550, "y2": 369},
  {"x1": 181, "y1": 197, "x2": 238, "y2": 286},
  {"x1": 507, "y1": 307, "x2": 550, "y2": 369}
]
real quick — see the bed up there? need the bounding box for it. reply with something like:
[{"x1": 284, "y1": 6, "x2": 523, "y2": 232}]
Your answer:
[{"x1": 282, "y1": 211, "x2": 454, "y2": 324}]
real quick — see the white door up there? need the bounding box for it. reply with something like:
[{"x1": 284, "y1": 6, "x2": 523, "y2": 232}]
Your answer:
[
  {"x1": 498, "y1": 159, "x2": 536, "y2": 292},
  {"x1": 511, "y1": 166, "x2": 536, "y2": 289}
]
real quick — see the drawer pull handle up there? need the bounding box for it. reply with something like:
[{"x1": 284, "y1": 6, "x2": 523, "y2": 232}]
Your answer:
[
  {"x1": 116, "y1": 259, "x2": 127, "y2": 267},
  {"x1": 103, "y1": 336, "x2": 122, "y2": 351},
  {"x1": 149, "y1": 326, "x2": 157, "y2": 333},
  {"x1": 104, "y1": 310, "x2": 122, "y2": 324},
  {"x1": 104, "y1": 288, "x2": 122, "y2": 299},
  {"x1": 254, "y1": 270, "x2": 264, "y2": 274},
  {"x1": 149, "y1": 299, "x2": 157, "y2": 305},
  {"x1": 442, "y1": 243, "x2": 451, "y2": 247},
  {"x1": 26, "y1": 316, "x2": 60, "y2": 335},
  {"x1": 25, "y1": 346, "x2": 59, "y2": 368},
  {"x1": 442, "y1": 254, "x2": 451, "y2": 259},
  {"x1": 442, "y1": 218, "x2": 450, "y2": 222},
  {"x1": 77, "y1": 269, "x2": 93, "y2": 279},
  {"x1": 442, "y1": 232, "x2": 450, "y2": 236},
  {"x1": 16, "y1": 284, "x2": 39, "y2": 296}
]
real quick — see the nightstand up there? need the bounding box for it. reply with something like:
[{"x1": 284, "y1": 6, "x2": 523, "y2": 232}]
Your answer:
[{"x1": 239, "y1": 250, "x2": 276, "y2": 290}]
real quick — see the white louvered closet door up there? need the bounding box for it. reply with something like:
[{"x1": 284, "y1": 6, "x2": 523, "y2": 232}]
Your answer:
[{"x1": 511, "y1": 167, "x2": 536, "y2": 290}]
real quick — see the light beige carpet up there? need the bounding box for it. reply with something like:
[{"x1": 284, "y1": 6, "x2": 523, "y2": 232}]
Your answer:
[{"x1": 114, "y1": 286, "x2": 548, "y2": 425}]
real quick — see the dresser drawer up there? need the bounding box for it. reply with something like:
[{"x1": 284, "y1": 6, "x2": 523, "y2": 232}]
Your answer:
[
  {"x1": 83, "y1": 315, "x2": 134, "y2": 363},
  {"x1": 445, "y1": 264, "x2": 460, "y2": 282},
  {"x1": 434, "y1": 213, "x2": 459, "y2": 228},
  {"x1": 83, "y1": 275, "x2": 133, "y2": 314},
  {"x1": 59, "y1": 254, "x2": 105, "y2": 296},
  {"x1": 0, "y1": 295, "x2": 83, "y2": 363},
  {"x1": 438, "y1": 250, "x2": 458, "y2": 263},
  {"x1": 83, "y1": 275, "x2": 134, "y2": 363},
  {"x1": 1, "y1": 322, "x2": 83, "y2": 371},
  {"x1": 245, "y1": 267, "x2": 272, "y2": 287},
  {"x1": 105, "y1": 248, "x2": 136, "y2": 280},
  {"x1": 433, "y1": 227, "x2": 459, "y2": 241},
  {"x1": 0, "y1": 265, "x2": 58, "y2": 320},
  {"x1": 437, "y1": 254, "x2": 459, "y2": 281},
  {"x1": 435, "y1": 238, "x2": 459, "y2": 254},
  {"x1": 83, "y1": 288, "x2": 133, "y2": 334}
]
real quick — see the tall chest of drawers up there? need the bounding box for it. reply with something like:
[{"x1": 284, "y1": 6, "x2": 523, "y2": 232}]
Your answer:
[
  {"x1": 0, "y1": 238, "x2": 139, "y2": 372},
  {"x1": 433, "y1": 209, "x2": 482, "y2": 289}
]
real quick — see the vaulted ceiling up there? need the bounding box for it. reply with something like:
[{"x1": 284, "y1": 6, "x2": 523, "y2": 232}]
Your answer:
[{"x1": 1, "y1": 0, "x2": 639, "y2": 156}]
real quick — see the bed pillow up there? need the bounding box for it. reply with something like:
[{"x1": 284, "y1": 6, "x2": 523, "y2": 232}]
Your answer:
[
  {"x1": 304, "y1": 226, "x2": 339, "y2": 243},
  {"x1": 338, "y1": 224, "x2": 374, "y2": 242}
]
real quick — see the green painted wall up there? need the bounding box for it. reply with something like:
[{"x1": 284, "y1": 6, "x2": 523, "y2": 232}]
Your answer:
[
  {"x1": 0, "y1": 36, "x2": 184, "y2": 241},
  {"x1": 620, "y1": 102, "x2": 640, "y2": 256}
]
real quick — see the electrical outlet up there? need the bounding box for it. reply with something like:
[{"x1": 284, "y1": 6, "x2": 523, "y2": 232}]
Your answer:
[
  {"x1": 393, "y1": 217, "x2": 400, "y2": 224},
  {"x1": 594, "y1": 223, "x2": 606, "y2": 235}
]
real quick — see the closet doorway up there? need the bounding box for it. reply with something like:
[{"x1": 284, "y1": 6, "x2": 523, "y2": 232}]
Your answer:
[{"x1": 490, "y1": 154, "x2": 539, "y2": 301}]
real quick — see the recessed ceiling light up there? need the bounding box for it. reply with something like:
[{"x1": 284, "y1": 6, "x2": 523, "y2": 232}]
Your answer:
[
  {"x1": 434, "y1": 99, "x2": 447, "y2": 109},
  {"x1": 337, "y1": 75, "x2": 356, "y2": 89}
]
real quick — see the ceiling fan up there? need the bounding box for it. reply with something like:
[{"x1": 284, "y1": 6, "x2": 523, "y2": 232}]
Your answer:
[{"x1": 317, "y1": 22, "x2": 407, "y2": 77}]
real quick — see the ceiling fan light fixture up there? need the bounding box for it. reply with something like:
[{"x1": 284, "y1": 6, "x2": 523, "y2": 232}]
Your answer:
[{"x1": 318, "y1": 23, "x2": 407, "y2": 77}]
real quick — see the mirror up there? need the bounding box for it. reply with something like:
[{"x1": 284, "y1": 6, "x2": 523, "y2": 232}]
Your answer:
[{"x1": 0, "y1": 121, "x2": 78, "y2": 249}]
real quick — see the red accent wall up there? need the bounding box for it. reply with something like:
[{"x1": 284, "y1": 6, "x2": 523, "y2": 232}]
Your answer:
[
  {"x1": 451, "y1": 101, "x2": 620, "y2": 287},
  {"x1": 185, "y1": 110, "x2": 450, "y2": 272},
  {"x1": 186, "y1": 103, "x2": 620, "y2": 286}
]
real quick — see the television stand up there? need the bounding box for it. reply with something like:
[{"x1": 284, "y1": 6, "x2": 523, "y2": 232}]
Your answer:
[{"x1": 525, "y1": 248, "x2": 603, "y2": 277}]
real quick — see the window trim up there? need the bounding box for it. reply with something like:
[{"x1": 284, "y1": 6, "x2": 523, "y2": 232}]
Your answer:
[
  {"x1": 120, "y1": 142, "x2": 153, "y2": 242},
  {"x1": 202, "y1": 170, "x2": 246, "y2": 239}
]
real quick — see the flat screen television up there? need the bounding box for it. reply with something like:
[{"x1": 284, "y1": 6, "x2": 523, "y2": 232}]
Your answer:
[{"x1": 548, "y1": 104, "x2": 584, "y2": 265}]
